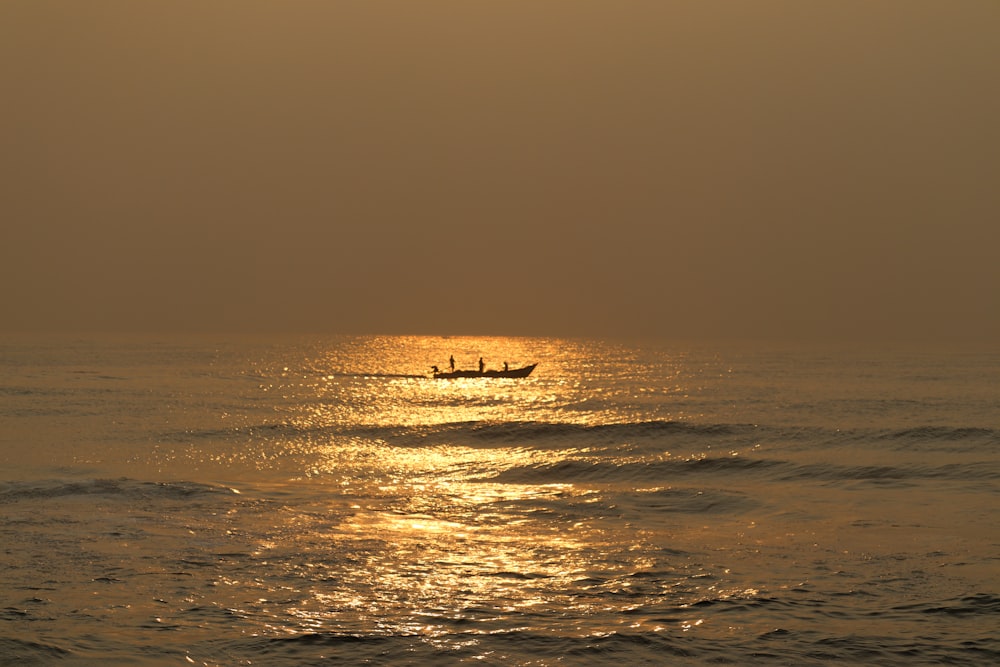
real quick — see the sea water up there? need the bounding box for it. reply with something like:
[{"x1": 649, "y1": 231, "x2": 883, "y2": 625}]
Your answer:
[{"x1": 1, "y1": 335, "x2": 997, "y2": 665}]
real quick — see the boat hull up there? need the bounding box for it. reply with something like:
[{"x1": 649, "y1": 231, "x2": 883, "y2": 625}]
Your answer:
[{"x1": 432, "y1": 363, "x2": 536, "y2": 379}]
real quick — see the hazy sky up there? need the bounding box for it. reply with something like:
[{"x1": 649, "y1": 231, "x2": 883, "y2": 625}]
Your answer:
[{"x1": 2, "y1": 1, "x2": 998, "y2": 342}]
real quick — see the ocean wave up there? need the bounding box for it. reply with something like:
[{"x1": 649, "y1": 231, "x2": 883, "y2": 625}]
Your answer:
[
  {"x1": 631, "y1": 487, "x2": 759, "y2": 514},
  {"x1": 780, "y1": 461, "x2": 1000, "y2": 483},
  {"x1": 222, "y1": 609, "x2": 999, "y2": 666},
  {"x1": 166, "y1": 418, "x2": 761, "y2": 445},
  {"x1": 489, "y1": 456, "x2": 783, "y2": 485},
  {"x1": 161, "y1": 417, "x2": 999, "y2": 456},
  {"x1": 889, "y1": 593, "x2": 1000, "y2": 616},
  {"x1": 461, "y1": 420, "x2": 758, "y2": 440},
  {"x1": 876, "y1": 426, "x2": 999, "y2": 443},
  {"x1": 0, "y1": 478, "x2": 239, "y2": 505},
  {"x1": 489, "y1": 455, "x2": 999, "y2": 486},
  {"x1": 0, "y1": 638, "x2": 71, "y2": 663},
  {"x1": 152, "y1": 420, "x2": 752, "y2": 459},
  {"x1": 244, "y1": 630, "x2": 692, "y2": 665}
]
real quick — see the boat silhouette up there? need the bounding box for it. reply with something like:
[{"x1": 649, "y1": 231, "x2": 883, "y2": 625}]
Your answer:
[{"x1": 431, "y1": 363, "x2": 537, "y2": 379}]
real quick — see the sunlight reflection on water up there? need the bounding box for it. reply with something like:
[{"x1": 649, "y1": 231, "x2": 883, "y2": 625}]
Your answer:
[
  {"x1": 135, "y1": 335, "x2": 798, "y2": 645},
  {"x1": 234, "y1": 337, "x2": 697, "y2": 637},
  {"x1": 270, "y1": 335, "x2": 695, "y2": 431}
]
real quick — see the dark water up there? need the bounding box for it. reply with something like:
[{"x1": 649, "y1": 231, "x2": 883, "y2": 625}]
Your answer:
[{"x1": 1, "y1": 335, "x2": 997, "y2": 665}]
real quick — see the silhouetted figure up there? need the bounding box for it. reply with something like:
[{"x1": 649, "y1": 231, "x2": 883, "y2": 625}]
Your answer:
[
  {"x1": 431, "y1": 365, "x2": 440, "y2": 373},
  {"x1": 504, "y1": 361, "x2": 509, "y2": 371},
  {"x1": 478, "y1": 357, "x2": 485, "y2": 373},
  {"x1": 449, "y1": 355, "x2": 455, "y2": 372}
]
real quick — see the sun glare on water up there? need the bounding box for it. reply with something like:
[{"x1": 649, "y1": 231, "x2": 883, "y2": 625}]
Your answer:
[{"x1": 230, "y1": 336, "x2": 679, "y2": 638}]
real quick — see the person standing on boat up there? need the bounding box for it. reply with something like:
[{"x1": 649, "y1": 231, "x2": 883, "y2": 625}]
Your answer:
[
  {"x1": 504, "y1": 362, "x2": 509, "y2": 371},
  {"x1": 449, "y1": 355, "x2": 455, "y2": 372},
  {"x1": 478, "y1": 357, "x2": 485, "y2": 373}
]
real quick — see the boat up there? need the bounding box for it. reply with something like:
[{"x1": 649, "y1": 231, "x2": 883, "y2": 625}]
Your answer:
[{"x1": 432, "y1": 363, "x2": 537, "y2": 379}]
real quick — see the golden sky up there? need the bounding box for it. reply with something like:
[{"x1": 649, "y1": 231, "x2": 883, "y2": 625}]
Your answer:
[{"x1": 2, "y1": 1, "x2": 997, "y2": 342}]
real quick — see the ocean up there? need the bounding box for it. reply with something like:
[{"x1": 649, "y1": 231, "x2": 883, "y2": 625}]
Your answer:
[{"x1": 1, "y1": 335, "x2": 997, "y2": 665}]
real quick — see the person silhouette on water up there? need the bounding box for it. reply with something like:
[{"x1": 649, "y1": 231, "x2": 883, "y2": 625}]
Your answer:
[
  {"x1": 449, "y1": 355, "x2": 455, "y2": 372},
  {"x1": 478, "y1": 357, "x2": 485, "y2": 373}
]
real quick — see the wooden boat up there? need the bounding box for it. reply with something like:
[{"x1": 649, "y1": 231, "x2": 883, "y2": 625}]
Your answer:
[{"x1": 432, "y1": 363, "x2": 537, "y2": 379}]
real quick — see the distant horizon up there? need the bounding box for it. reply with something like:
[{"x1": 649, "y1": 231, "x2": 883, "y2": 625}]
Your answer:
[{"x1": 3, "y1": 327, "x2": 996, "y2": 351}]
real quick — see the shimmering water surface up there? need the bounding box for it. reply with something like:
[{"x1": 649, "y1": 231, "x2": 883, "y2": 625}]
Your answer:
[{"x1": 1, "y1": 335, "x2": 997, "y2": 665}]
